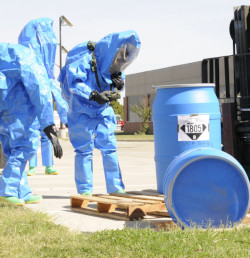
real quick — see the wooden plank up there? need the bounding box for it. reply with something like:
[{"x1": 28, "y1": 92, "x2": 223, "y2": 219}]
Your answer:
[
  {"x1": 110, "y1": 193, "x2": 164, "y2": 202},
  {"x1": 126, "y1": 190, "x2": 164, "y2": 198},
  {"x1": 142, "y1": 203, "x2": 166, "y2": 213},
  {"x1": 71, "y1": 195, "x2": 144, "y2": 208},
  {"x1": 148, "y1": 210, "x2": 169, "y2": 217},
  {"x1": 128, "y1": 203, "x2": 166, "y2": 218},
  {"x1": 97, "y1": 203, "x2": 116, "y2": 213},
  {"x1": 71, "y1": 197, "x2": 89, "y2": 208},
  {"x1": 99, "y1": 195, "x2": 148, "y2": 206},
  {"x1": 71, "y1": 207, "x2": 130, "y2": 221},
  {"x1": 105, "y1": 194, "x2": 163, "y2": 204},
  {"x1": 71, "y1": 195, "x2": 120, "y2": 204}
]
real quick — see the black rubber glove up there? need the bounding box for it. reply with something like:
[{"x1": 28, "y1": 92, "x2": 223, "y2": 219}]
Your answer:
[
  {"x1": 65, "y1": 123, "x2": 68, "y2": 128},
  {"x1": 89, "y1": 90, "x2": 109, "y2": 104},
  {"x1": 43, "y1": 124, "x2": 63, "y2": 159},
  {"x1": 111, "y1": 72, "x2": 124, "y2": 91}
]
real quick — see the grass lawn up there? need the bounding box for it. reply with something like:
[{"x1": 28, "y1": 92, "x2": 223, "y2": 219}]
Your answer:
[
  {"x1": 0, "y1": 198, "x2": 249, "y2": 257},
  {"x1": 115, "y1": 132, "x2": 154, "y2": 141}
]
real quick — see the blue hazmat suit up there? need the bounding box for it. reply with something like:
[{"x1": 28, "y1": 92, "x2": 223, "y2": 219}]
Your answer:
[
  {"x1": 0, "y1": 44, "x2": 54, "y2": 200},
  {"x1": 59, "y1": 31, "x2": 141, "y2": 194},
  {"x1": 29, "y1": 82, "x2": 68, "y2": 168},
  {"x1": 18, "y1": 18, "x2": 68, "y2": 168},
  {"x1": 0, "y1": 18, "x2": 62, "y2": 200},
  {"x1": 28, "y1": 82, "x2": 68, "y2": 168}
]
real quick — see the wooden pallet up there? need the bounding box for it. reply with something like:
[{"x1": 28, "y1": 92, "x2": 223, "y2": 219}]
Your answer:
[
  {"x1": 71, "y1": 189, "x2": 250, "y2": 224},
  {"x1": 71, "y1": 190, "x2": 168, "y2": 221}
]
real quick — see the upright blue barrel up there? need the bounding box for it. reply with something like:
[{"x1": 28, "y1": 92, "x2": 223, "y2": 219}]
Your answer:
[
  {"x1": 153, "y1": 84, "x2": 221, "y2": 193},
  {"x1": 163, "y1": 148, "x2": 250, "y2": 228}
]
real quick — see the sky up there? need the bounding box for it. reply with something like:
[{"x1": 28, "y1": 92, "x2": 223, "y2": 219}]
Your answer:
[{"x1": 0, "y1": 0, "x2": 249, "y2": 77}]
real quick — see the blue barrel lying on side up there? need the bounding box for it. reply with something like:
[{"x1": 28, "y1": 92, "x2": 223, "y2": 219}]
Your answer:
[
  {"x1": 153, "y1": 84, "x2": 221, "y2": 193},
  {"x1": 163, "y1": 148, "x2": 250, "y2": 228}
]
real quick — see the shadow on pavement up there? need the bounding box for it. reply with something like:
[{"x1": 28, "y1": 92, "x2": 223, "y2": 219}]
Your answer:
[{"x1": 42, "y1": 195, "x2": 70, "y2": 200}]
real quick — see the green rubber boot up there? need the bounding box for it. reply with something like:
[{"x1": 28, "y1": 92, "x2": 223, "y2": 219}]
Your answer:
[
  {"x1": 27, "y1": 167, "x2": 36, "y2": 176},
  {"x1": 45, "y1": 166, "x2": 58, "y2": 175},
  {"x1": 80, "y1": 192, "x2": 92, "y2": 196},
  {"x1": 25, "y1": 194, "x2": 43, "y2": 204},
  {"x1": 5, "y1": 197, "x2": 25, "y2": 206},
  {"x1": 114, "y1": 190, "x2": 126, "y2": 194}
]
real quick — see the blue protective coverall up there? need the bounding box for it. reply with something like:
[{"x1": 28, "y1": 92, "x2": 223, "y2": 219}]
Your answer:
[
  {"x1": 0, "y1": 43, "x2": 54, "y2": 200},
  {"x1": 18, "y1": 18, "x2": 68, "y2": 168},
  {"x1": 29, "y1": 83, "x2": 68, "y2": 168},
  {"x1": 59, "y1": 30, "x2": 141, "y2": 194}
]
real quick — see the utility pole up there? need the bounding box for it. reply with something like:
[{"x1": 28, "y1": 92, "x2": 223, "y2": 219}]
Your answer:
[{"x1": 58, "y1": 15, "x2": 73, "y2": 134}]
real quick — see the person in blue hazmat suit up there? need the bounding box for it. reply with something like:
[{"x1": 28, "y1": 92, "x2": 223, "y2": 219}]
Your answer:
[
  {"x1": 0, "y1": 18, "x2": 63, "y2": 206},
  {"x1": 17, "y1": 18, "x2": 69, "y2": 177},
  {"x1": 59, "y1": 31, "x2": 141, "y2": 195},
  {"x1": 27, "y1": 85, "x2": 68, "y2": 176}
]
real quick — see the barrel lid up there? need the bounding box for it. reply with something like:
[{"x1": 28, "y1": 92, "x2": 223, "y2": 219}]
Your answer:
[
  {"x1": 164, "y1": 148, "x2": 250, "y2": 228},
  {"x1": 153, "y1": 83, "x2": 215, "y2": 89}
]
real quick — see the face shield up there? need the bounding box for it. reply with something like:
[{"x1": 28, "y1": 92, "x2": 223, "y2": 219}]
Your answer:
[{"x1": 110, "y1": 43, "x2": 139, "y2": 75}]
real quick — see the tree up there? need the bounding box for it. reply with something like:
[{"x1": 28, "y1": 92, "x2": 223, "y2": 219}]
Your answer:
[
  {"x1": 131, "y1": 100, "x2": 152, "y2": 134},
  {"x1": 109, "y1": 100, "x2": 124, "y2": 119}
]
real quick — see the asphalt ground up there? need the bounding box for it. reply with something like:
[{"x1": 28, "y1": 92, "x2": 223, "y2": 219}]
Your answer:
[{"x1": 25, "y1": 138, "x2": 168, "y2": 232}]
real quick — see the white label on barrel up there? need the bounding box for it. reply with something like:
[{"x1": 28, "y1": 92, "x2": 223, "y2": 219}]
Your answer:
[{"x1": 178, "y1": 114, "x2": 209, "y2": 141}]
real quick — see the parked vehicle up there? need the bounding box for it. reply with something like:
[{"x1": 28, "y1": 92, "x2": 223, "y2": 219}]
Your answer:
[{"x1": 115, "y1": 114, "x2": 124, "y2": 131}]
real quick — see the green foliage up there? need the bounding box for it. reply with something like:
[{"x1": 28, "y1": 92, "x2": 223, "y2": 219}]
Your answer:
[
  {"x1": 110, "y1": 100, "x2": 124, "y2": 119},
  {"x1": 131, "y1": 100, "x2": 152, "y2": 134}
]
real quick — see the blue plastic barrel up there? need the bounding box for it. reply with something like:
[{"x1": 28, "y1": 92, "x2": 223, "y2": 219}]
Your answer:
[
  {"x1": 163, "y1": 148, "x2": 250, "y2": 228},
  {"x1": 153, "y1": 84, "x2": 221, "y2": 193}
]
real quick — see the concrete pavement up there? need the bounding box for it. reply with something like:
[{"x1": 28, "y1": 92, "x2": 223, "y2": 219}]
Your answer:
[{"x1": 25, "y1": 139, "x2": 167, "y2": 232}]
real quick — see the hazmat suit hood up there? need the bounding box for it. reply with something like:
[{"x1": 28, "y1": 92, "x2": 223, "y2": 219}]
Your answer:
[
  {"x1": 58, "y1": 30, "x2": 140, "y2": 116},
  {"x1": 18, "y1": 18, "x2": 68, "y2": 125},
  {"x1": 18, "y1": 18, "x2": 57, "y2": 79},
  {"x1": 60, "y1": 30, "x2": 141, "y2": 86},
  {"x1": 94, "y1": 30, "x2": 141, "y2": 84}
]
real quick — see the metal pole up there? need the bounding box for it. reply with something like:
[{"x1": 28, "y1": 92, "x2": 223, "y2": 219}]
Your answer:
[
  {"x1": 59, "y1": 16, "x2": 63, "y2": 130},
  {"x1": 59, "y1": 16, "x2": 62, "y2": 71},
  {"x1": 0, "y1": 142, "x2": 6, "y2": 169}
]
